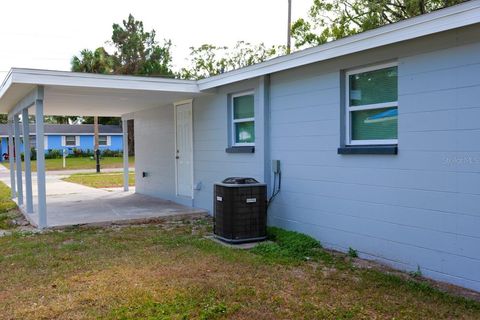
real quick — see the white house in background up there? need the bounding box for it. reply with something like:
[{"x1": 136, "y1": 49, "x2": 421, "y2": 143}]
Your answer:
[{"x1": 0, "y1": 1, "x2": 479, "y2": 291}]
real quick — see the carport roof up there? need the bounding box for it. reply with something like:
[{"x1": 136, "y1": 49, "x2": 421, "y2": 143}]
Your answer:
[{"x1": 0, "y1": 68, "x2": 200, "y2": 116}]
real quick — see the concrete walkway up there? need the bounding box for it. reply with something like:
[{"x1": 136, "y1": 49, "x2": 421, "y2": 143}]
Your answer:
[{"x1": 0, "y1": 166, "x2": 207, "y2": 228}]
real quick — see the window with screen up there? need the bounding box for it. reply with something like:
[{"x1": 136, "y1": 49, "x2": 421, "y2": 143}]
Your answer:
[
  {"x1": 346, "y1": 63, "x2": 398, "y2": 145},
  {"x1": 65, "y1": 135, "x2": 77, "y2": 146},
  {"x1": 232, "y1": 92, "x2": 255, "y2": 146},
  {"x1": 98, "y1": 135, "x2": 108, "y2": 146}
]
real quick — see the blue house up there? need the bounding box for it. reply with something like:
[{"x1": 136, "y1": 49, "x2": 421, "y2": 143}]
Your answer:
[{"x1": 0, "y1": 124, "x2": 123, "y2": 158}]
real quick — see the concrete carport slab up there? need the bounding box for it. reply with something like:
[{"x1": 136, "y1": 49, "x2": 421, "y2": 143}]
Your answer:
[{"x1": 0, "y1": 167, "x2": 207, "y2": 228}]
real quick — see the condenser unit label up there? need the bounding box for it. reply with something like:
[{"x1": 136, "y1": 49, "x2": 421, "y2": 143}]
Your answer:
[
  {"x1": 246, "y1": 198, "x2": 257, "y2": 203},
  {"x1": 216, "y1": 196, "x2": 223, "y2": 202}
]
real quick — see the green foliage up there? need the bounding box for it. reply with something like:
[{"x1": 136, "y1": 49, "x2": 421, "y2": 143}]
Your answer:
[
  {"x1": 409, "y1": 265, "x2": 423, "y2": 278},
  {"x1": 71, "y1": 47, "x2": 115, "y2": 74},
  {"x1": 180, "y1": 41, "x2": 286, "y2": 79},
  {"x1": 348, "y1": 247, "x2": 358, "y2": 258},
  {"x1": 106, "y1": 293, "x2": 227, "y2": 320},
  {"x1": 0, "y1": 181, "x2": 18, "y2": 229},
  {"x1": 100, "y1": 149, "x2": 123, "y2": 157},
  {"x1": 292, "y1": 0, "x2": 468, "y2": 49},
  {"x1": 251, "y1": 227, "x2": 326, "y2": 263},
  {"x1": 79, "y1": 116, "x2": 121, "y2": 125},
  {"x1": 71, "y1": 14, "x2": 174, "y2": 78},
  {"x1": 69, "y1": 148, "x2": 94, "y2": 158},
  {"x1": 44, "y1": 148, "x2": 122, "y2": 159},
  {"x1": 43, "y1": 116, "x2": 79, "y2": 124},
  {"x1": 110, "y1": 14, "x2": 174, "y2": 77},
  {"x1": 45, "y1": 149, "x2": 63, "y2": 159}
]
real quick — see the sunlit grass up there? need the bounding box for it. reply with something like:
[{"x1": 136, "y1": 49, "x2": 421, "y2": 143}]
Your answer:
[{"x1": 63, "y1": 172, "x2": 135, "y2": 188}]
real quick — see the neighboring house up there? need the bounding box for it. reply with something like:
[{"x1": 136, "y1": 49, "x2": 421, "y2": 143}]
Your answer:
[
  {"x1": 1, "y1": 2, "x2": 479, "y2": 291},
  {"x1": 0, "y1": 124, "x2": 123, "y2": 158}
]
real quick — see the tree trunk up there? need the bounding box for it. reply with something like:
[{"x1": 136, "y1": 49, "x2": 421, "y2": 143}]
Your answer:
[
  {"x1": 94, "y1": 116, "x2": 99, "y2": 150},
  {"x1": 127, "y1": 119, "x2": 135, "y2": 156}
]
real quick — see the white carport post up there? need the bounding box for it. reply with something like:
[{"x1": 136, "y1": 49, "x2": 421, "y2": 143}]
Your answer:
[
  {"x1": 122, "y1": 118, "x2": 129, "y2": 191},
  {"x1": 22, "y1": 109, "x2": 33, "y2": 213},
  {"x1": 35, "y1": 89, "x2": 47, "y2": 228},
  {"x1": 13, "y1": 114, "x2": 23, "y2": 206},
  {"x1": 7, "y1": 119, "x2": 16, "y2": 198}
]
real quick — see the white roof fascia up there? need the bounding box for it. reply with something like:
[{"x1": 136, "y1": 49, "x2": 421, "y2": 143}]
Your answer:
[
  {"x1": 2, "y1": 68, "x2": 199, "y2": 99},
  {"x1": 197, "y1": 0, "x2": 480, "y2": 90},
  {"x1": 0, "y1": 70, "x2": 13, "y2": 102}
]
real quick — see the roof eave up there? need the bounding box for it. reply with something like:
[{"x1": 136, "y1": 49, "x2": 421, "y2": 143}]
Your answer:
[{"x1": 197, "y1": 0, "x2": 480, "y2": 90}]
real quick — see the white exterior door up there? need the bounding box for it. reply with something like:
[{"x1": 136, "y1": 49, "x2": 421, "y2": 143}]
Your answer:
[{"x1": 175, "y1": 101, "x2": 193, "y2": 198}]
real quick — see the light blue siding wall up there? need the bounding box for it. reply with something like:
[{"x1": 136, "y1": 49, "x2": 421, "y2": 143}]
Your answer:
[
  {"x1": 192, "y1": 78, "x2": 266, "y2": 211},
  {"x1": 47, "y1": 135, "x2": 62, "y2": 150},
  {"x1": 130, "y1": 26, "x2": 480, "y2": 291},
  {"x1": 79, "y1": 136, "x2": 93, "y2": 150},
  {"x1": 77, "y1": 135, "x2": 123, "y2": 151},
  {"x1": 108, "y1": 135, "x2": 123, "y2": 151},
  {"x1": 268, "y1": 27, "x2": 480, "y2": 291}
]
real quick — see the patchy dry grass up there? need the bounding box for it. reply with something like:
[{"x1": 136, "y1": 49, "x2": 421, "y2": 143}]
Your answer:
[
  {"x1": 0, "y1": 181, "x2": 21, "y2": 229},
  {"x1": 0, "y1": 220, "x2": 479, "y2": 320},
  {"x1": 63, "y1": 172, "x2": 135, "y2": 188}
]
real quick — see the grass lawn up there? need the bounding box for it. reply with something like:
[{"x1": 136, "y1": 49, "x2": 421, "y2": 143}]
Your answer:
[
  {"x1": 0, "y1": 181, "x2": 20, "y2": 229},
  {"x1": 1, "y1": 156, "x2": 134, "y2": 171},
  {"x1": 1, "y1": 220, "x2": 479, "y2": 318},
  {"x1": 63, "y1": 172, "x2": 135, "y2": 188}
]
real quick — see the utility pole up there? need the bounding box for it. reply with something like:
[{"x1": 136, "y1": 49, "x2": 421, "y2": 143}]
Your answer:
[{"x1": 287, "y1": 0, "x2": 292, "y2": 54}]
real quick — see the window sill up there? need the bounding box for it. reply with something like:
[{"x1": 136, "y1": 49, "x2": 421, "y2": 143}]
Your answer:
[
  {"x1": 225, "y1": 146, "x2": 255, "y2": 154},
  {"x1": 337, "y1": 145, "x2": 397, "y2": 155}
]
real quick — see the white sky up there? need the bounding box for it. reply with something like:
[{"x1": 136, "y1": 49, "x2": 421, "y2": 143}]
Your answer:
[{"x1": 0, "y1": 0, "x2": 313, "y2": 80}]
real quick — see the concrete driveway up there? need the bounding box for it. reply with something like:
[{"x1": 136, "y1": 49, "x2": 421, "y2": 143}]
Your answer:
[{"x1": 0, "y1": 165, "x2": 207, "y2": 228}]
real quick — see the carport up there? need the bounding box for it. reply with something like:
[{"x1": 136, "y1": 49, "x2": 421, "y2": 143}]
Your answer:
[{"x1": 0, "y1": 68, "x2": 202, "y2": 228}]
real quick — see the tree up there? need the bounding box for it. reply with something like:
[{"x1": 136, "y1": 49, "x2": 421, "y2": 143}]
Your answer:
[
  {"x1": 292, "y1": 0, "x2": 468, "y2": 49},
  {"x1": 71, "y1": 47, "x2": 115, "y2": 74},
  {"x1": 71, "y1": 14, "x2": 175, "y2": 154},
  {"x1": 180, "y1": 41, "x2": 286, "y2": 80},
  {"x1": 71, "y1": 48, "x2": 115, "y2": 151},
  {"x1": 110, "y1": 14, "x2": 174, "y2": 76},
  {"x1": 79, "y1": 116, "x2": 120, "y2": 125}
]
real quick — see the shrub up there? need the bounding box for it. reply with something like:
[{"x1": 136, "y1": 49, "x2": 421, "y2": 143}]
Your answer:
[
  {"x1": 348, "y1": 247, "x2": 358, "y2": 258},
  {"x1": 30, "y1": 147, "x2": 37, "y2": 160},
  {"x1": 251, "y1": 227, "x2": 325, "y2": 263},
  {"x1": 70, "y1": 148, "x2": 94, "y2": 158},
  {"x1": 101, "y1": 149, "x2": 122, "y2": 157},
  {"x1": 45, "y1": 149, "x2": 62, "y2": 159}
]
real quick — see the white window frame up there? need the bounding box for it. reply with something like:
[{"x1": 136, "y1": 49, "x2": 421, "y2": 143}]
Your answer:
[
  {"x1": 231, "y1": 91, "x2": 255, "y2": 147},
  {"x1": 345, "y1": 62, "x2": 398, "y2": 146},
  {"x1": 98, "y1": 135, "x2": 111, "y2": 147},
  {"x1": 62, "y1": 135, "x2": 79, "y2": 147}
]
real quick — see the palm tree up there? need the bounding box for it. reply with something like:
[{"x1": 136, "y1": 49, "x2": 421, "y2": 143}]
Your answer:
[{"x1": 71, "y1": 47, "x2": 115, "y2": 168}]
